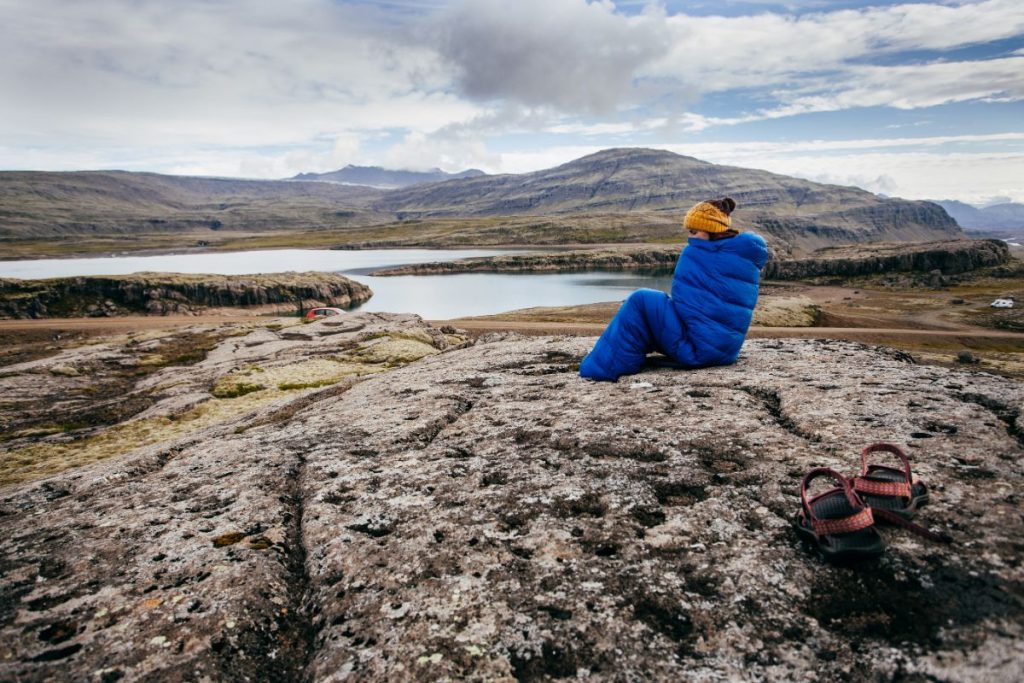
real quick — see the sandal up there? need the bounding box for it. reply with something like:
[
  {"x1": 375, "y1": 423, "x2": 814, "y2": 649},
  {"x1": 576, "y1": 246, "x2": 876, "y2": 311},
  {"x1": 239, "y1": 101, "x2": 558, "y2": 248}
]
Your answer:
[
  {"x1": 851, "y1": 443, "x2": 929, "y2": 520},
  {"x1": 851, "y1": 443, "x2": 952, "y2": 543},
  {"x1": 796, "y1": 467, "x2": 885, "y2": 563}
]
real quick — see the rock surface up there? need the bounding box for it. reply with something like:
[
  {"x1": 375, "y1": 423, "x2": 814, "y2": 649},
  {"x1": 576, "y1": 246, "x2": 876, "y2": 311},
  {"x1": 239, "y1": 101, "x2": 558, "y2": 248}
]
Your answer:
[
  {"x1": 1, "y1": 313, "x2": 1023, "y2": 682},
  {"x1": 0, "y1": 271, "x2": 373, "y2": 319}
]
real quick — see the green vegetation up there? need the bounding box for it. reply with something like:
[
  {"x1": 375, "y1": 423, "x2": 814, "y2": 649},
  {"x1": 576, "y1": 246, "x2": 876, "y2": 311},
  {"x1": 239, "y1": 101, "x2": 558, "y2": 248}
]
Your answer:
[
  {"x1": 212, "y1": 382, "x2": 266, "y2": 398},
  {"x1": 277, "y1": 379, "x2": 340, "y2": 391}
]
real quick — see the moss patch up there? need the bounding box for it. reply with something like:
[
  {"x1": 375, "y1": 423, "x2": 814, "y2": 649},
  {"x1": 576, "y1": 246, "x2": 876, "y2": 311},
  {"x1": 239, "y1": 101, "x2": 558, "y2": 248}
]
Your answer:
[
  {"x1": 0, "y1": 322, "x2": 457, "y2": 487},
  {"x1": 0, "y1": 389, "x2": 282, "y2": 487},
  {"x1": 277, "y1": 379, "x2": 341, "y2": 391},
  {"x1": 212, "y1": 382, "x2": 266, "y2": 399},
  {"x1": 752, "y1": 296, "x2": 821, "y2": 327},
  {"x1": 353, "y1": 337, "x2": 441, "y2": 365}
]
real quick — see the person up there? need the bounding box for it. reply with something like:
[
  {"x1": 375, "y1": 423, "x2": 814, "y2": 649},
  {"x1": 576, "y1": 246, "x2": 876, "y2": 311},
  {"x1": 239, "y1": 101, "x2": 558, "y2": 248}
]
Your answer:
[{"x1": 579, "y1": 197, "x2": 768, "y2": 382}]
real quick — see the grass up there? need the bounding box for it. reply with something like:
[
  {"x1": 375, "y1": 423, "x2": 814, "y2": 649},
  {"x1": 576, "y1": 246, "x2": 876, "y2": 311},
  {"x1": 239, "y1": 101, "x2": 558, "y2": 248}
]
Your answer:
[
  {"x1": 277, "y1": 379, "x2": 341, "y2": 391},
  {"x1": 211, "y1": 382, "x2": 266, "y2": 399}
]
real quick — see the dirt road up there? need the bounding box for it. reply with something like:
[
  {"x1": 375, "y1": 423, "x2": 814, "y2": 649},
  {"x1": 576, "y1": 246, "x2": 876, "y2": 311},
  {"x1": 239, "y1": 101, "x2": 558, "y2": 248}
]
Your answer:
[{"x1": 433, "y1": 318, "x2": 1024, "y2": 345}]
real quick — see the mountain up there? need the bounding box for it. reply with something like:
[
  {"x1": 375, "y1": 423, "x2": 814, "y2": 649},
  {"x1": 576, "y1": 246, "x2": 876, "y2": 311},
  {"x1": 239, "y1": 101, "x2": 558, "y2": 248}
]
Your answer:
[
  {"x1": 291, "y1": 165, "x2": 486, "y2": 189},
  {"x1": 376, "y1": 148, "x2": 961, "y2": 250},
  {"x1": 0, "y1": 170, "x2": 387, "y2": 237},
  {"x1": 0, "y1": 149, "x2": 962, "y2": 251},
  {"x1": 933, "y1": 199, "x2": 1024, "y2": 230}
]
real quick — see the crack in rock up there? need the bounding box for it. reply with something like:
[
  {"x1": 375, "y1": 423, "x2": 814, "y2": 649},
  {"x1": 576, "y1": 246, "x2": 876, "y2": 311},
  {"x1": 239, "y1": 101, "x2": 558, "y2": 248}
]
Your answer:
[
  {"x1": 740, "y1": 385, "x2": 821, "y2": 442},
  {"x1": 958, "y1": 392, "x2": 1024, "y2": 449}
]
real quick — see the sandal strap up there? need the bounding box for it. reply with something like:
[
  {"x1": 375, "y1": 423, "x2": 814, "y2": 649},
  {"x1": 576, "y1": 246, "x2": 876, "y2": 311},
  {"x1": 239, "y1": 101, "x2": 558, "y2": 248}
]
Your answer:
[
  {"x1": 801, "y1": 467, "x2": 874, "y2": 538},
  {"x1": 852, "y1": 477, "x2": 912, "y2": 498},
  {"x1": 813, "y1": 507, "x2": 875, "y2": 536},
  {"x1": 860, "y1": 443, "x2": 913, "y2": 482},
  {"x1": 872, "y1": 508, "x2": 952, "y2": 544}
]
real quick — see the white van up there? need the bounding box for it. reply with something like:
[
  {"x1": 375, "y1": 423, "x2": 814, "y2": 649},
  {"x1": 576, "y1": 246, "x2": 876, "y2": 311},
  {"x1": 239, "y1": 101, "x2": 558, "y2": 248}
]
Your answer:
[{"x1": 990, "y1": 298, "x2": 1015, "y2": 309}]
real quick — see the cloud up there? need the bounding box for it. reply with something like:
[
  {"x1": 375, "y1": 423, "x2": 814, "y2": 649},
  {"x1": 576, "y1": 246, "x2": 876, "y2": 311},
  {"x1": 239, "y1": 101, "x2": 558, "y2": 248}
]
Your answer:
[
  {"x1": 649, "y1": 0, "x2": 1024, "y2": 91},
  {"x1": 0, "y1": 0, "x2": 1021, "y2": 197},
  {"x1": 423, "y1": 0, "x2": 1024, "y2": 121},
  {"x1": 758, "y1": 57, "x2": 1024, "y2": 117},
  {"x1": 731, "y1": 150, "x2": 1024, "y2": 204},
  {"x1": 377, "y1": 130, "x2": 501, "y2": 172},
  {"x1": 432, "y1": 0, "x2": 673, "y2": 113},
  {"x1": 0, "y1": 0, "x2": 478, "y2": 159}
]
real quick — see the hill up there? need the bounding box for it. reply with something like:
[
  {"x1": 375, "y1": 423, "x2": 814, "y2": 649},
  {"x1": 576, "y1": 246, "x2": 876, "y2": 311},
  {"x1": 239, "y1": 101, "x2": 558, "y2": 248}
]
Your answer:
[
  {"x1": 377, "y1": 148, "x2": 960, "y2": 251},
  {"x1": 292, "y1": 165, "x2": 486, "y2": 188},
  {"x1": 0, "y1": 171, "x2": 386, "y2": 238},
  {"x1": 0, "y1": 149, "x2": 961, "y2": 252},
  {"x1": 1, "y1": 314, "x2": 1021, "y2": 680}
]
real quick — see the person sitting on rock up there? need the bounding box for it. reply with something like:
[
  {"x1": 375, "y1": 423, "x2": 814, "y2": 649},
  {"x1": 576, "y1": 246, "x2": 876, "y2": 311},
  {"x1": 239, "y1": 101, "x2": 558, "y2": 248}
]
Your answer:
[{"x1": 579, "y1": 197, "x2": 769, "y2": 382}]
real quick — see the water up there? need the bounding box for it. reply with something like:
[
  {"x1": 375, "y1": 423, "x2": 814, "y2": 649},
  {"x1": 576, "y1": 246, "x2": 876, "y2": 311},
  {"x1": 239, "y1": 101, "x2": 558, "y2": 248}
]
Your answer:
[{"x1": 0, "y1": 248, "x2": 674, "y2": 319}]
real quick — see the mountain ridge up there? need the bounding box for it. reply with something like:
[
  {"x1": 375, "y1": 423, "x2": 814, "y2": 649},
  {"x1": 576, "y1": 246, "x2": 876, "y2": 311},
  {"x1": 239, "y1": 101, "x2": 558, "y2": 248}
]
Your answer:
[
  {"x1": 291, "y1": 164, "x2": 486, "y2": 189},
  {"x1": 0, "y1": 148, "x2": 962, "y2": 252},
  {"x1": 933, "y1": 199, "x2": 1024, "y2": 230},
  {"x1": 373, "y1": 148, "x2": 961, "y2": 250}
]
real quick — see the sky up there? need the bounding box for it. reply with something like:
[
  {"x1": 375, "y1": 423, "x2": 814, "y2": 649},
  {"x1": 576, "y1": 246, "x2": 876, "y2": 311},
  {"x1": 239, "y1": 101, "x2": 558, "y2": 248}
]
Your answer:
[{"x1": 1, "y1": 0, "x2": 1022, "y2": 205}]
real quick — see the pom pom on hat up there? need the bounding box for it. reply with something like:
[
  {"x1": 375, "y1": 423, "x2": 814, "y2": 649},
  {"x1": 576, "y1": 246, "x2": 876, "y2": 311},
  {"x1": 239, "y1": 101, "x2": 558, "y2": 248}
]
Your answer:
[{"x1": 684, "y1": 197, "x2": 737, "y2": 233}]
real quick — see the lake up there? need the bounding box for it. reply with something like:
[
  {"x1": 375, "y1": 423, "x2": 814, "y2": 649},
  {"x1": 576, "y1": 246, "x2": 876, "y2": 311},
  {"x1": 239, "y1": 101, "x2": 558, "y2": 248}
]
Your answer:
[{"x1": 0, "y1": 248, "x2": 675, "y2": 319}]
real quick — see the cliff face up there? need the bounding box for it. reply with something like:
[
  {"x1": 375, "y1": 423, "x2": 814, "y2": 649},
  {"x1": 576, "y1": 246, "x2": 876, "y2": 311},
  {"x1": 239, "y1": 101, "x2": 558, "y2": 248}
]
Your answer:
[
  {"x1": 0, "y1": 271, "x2": 373, "y2": 319},
  {"x1": 1, "y1": 314, "x2": 1021, "y2": 681},
  {"x1": 762, "y1": 238, "x2": 1011, "y2": 280},
  {"x1": 371, "y1": 239, "x2": 1009, "y2": 282},
  {"x1": 371, "y1": 246, "x2": 682, "y2": 276}
]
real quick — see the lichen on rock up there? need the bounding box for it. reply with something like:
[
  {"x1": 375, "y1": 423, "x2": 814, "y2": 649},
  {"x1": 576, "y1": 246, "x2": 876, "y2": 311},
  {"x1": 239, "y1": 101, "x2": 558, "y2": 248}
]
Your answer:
[{"x1": 1, "y1": 315, "x2": 1021, "y2": 681}]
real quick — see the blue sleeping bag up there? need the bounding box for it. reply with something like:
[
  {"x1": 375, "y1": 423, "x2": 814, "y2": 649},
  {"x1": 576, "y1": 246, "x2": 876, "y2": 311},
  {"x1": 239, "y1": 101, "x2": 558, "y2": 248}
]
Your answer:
[{"x1": 579, "y1": 232, "x2": 769, "y2": 381}]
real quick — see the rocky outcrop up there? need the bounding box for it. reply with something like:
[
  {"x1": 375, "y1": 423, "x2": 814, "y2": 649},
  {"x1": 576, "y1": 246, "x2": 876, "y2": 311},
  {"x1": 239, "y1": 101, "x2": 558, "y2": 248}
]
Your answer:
[
  {"x1": 762, "y1": 238, "x2": 1010, "y2": 280},
  {"x1": 0, "y1": 271, "x2": 373, "y2": 319},
  {"x1": 372, "y1": 246, "x2": 681, "y2": 276},
  {"x1": 1, "y1": 313, "x2": 1022, "y2": 681},
  {"x1": 372, "y1": 239, "x2": 1009, "y2": 283}
]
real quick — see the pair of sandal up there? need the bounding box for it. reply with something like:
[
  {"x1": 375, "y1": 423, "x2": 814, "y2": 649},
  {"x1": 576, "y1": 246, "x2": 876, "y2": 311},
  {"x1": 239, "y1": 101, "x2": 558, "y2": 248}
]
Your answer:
[{"x1": 796, "y1": 443, "x2": 951, "y2": 563}]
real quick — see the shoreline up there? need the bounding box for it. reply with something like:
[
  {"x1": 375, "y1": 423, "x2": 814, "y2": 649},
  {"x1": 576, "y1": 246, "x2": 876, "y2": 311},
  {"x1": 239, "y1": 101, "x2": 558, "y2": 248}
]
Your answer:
[{"x1": 0, "y1": 239, "x2": 667, "y2": 263}]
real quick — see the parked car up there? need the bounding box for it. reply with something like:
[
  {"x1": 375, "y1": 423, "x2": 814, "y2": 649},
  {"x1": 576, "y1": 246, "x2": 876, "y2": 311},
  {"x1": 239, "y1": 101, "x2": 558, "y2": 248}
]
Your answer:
[
  {"x1": 990, "y1": 298, "x2": 1015, "y2": 309},
  {"x1": 305, "y1": 307, "x2": 345, "y2": 320}
]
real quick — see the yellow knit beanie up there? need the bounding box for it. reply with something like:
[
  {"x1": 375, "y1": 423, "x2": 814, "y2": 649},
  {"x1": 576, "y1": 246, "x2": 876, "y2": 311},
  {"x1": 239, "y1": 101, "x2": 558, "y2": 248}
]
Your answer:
[{"x1": 683, "y1": 197, "x2": 737, "y2": 233}]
